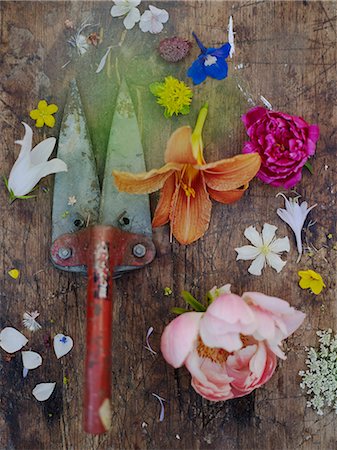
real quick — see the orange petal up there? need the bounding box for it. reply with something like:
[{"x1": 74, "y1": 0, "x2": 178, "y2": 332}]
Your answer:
[
  {"x1": 201, "y1": 153, "x2": 261, "y2": 190},
  {"x1": 165, "y1": 126, "x2": 197, "y2": 165},
  {"x1": 207, "y1": 183, "x2": 248, "y2": 204},
  {"x1": 170, "y1": 173, "x2": 212, "y2": 245},
  {"x1": 112, "y1": 162, "x2": 181, "y2": 194},
  {"x1": 152, "y1": 173, "x2": 176, "y2": 227}
]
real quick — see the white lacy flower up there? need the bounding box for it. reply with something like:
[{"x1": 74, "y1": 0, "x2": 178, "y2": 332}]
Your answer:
[
  {"x1": 139, "y1": 5, "x2": 169, "y2": 34},
  {"x1": 7, "y1": 123, "x2": 67, "y2": 199},
  {"x1": 23, "y1": 311, "x2": 42, "y2": 332},
  {"x1": 277, "y1": 193, "x2": 317, "y2": 263},
  {"x1": 235, "y1": 223, "x2": 290, "y2": 276},
  {"x1": 111, "y1": 0, "x2": 141, "y2": 30}
]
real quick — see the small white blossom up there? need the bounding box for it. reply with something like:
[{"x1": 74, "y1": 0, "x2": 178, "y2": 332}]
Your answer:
[
  {"x1": 139, "y1": 5, "x2": 169, "y2": 34},
  {"x1": 67, "y1": 195, "x2": 77, "y2": 206},
  {"x1": 7, "y1": 123, "x2": 67, "y2": 199},
  {"x1": 276, "y1": 193, "x2": 317, "y2": 262},
  {"x1": 235, "y1": 223, "x2": 290, "y2": 276},
  {"x1": 23, "y1": 311, "x2": 42, "y2": 332},
  {"x1": 111, "y1": 0, "x2": 141, "y2": 30}
]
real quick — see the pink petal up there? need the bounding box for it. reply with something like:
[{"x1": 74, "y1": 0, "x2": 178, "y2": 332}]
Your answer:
[{"x1": 242, "y1": 106, "x2": 267, "y2": 129}]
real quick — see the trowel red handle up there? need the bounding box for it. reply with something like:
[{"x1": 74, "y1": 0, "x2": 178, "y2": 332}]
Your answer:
[{"x1": 84, "y1": 228, "x2": 115, "y2": 434}]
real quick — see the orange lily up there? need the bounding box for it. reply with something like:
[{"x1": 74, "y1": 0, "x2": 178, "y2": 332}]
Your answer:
[{"x1": 113, "y1": 104, "x2": 261, "y2": 245}]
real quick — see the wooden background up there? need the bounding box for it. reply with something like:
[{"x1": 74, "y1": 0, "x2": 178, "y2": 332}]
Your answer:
[{"x1": 0, "y1": 1, "x2": 336, "y2": 449}]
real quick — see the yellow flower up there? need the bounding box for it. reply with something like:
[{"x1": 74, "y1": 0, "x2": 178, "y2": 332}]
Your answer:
[
  {"x1": 29, "y1": 100, "x2": 58, "y2": 128},
  {"x1": 150, "y1": 76, "x2": 193, "y2": 118},
  {"x1": 298, "y1": 269, "x2": 326, "y2": 295}
]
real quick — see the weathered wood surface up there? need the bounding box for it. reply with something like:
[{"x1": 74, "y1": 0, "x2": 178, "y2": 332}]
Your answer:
[{"x1": 0, "y1": 1, "x2": 336, "y2": 449}]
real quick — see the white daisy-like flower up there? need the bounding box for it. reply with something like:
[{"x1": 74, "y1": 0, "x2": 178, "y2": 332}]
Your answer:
[
  {"x1": 111, "y1": 0, "x2": 141, "y2": 30},
  {"x1": 23, "y1": 311, "x2": 42, "y2": 332},
  {"x1": 67, "y1": 195, "x2": 77, "y2": 206},
  {"x1": 139, "y1": 5, "x2": 169, "y2": 34},
  {"x1": 235, "y1": 223, "x2": 290, "y2": 276},
  {"x1": 276, "y1": 193, "x2": 317, "y2": 263}
]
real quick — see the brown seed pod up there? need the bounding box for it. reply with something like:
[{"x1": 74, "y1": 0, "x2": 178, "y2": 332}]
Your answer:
[{"x1": 158, "y1": 37, "x2": 192, "y2": 63}]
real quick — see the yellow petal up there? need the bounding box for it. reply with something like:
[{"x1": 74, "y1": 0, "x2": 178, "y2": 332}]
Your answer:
[
  {"x1": 299, "y1": 278, "x2": 312, "y2": 289},
  {"x1": 44, "y1": 115, "x2": 56, "y2": 128},
  {"x1": 310, "y1": 280, "x2": 324, "y2": 295},
  {"x1": 113, "y1": 162, "x2": 182, "y2": 194},
  {"x1": 46, "y1": 104, "x2": 58, "y2": 114},
  {"x1": 298, "y1": 270, "x2": 311, "y2": 279},
  {"x1": 38, "y1": 100, "x2": 48, "y2": 112},
  {"x1": 30, "y1": 109, "x2": 40, "y2": 120},
  {"x1": 8, "y1": 269, "x2": 20, "y2": 279},
  {"x1": 35, "y1": 117, "x2": 45, "y2": 128}
]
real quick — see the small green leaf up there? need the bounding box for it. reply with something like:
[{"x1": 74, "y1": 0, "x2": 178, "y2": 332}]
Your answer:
[
  {"x1": 181, "y1": 291, "x2": 206, "y2": 312},
  {"x1": 304, "y1": 161, "x2": 313, "y2": 174},
  {"x1": 170, "y1": 307, "x2": 189, "y2": 315},
  {"x1": 149, "y1": 82, "x2": 163, "y2": 96}
]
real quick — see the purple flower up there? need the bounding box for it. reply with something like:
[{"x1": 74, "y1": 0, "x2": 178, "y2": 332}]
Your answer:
[
  {"x1": 242, "y1": 107, "x2": 320, "y2": 189},
  {"x1": 187, "y1": 33, "x2": 231, "y2": 85}
]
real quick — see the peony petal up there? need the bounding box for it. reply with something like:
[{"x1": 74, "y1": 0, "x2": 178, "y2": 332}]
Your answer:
[
  {"x1": 241, "y1": 106, "x2": 267, "y2": 129},
  {"x1": 32, "y1": 382, "x2": 56, "y2": 401},
  {"x1": 207, "y1": 184, "x2": 248, "y2": 204},
  {"x1": 202, "y1": 153, "x2": 261, "y2": 190},
  {"x1": 262, "y1": 223, "x2": 277, "y2": 246},
  {"x1": 123, "y1": 7, "x2": 140, "y2": 29},
  {"x1": 242, "y1": 292, "x2": 293, "y2": 315},
  {"x1": 235, "y1": 245, "x2": 261, "y2": 261},
  {"x1": 160, "y1": 312, "x2": 202, "y2": 368},
  {"x1": 265, "y1": 252, "x2": 287, "y2": 273},
  {"x1": 113, "y1": 162, "x2": 181, "y2": 194},
  {"x1": 152, "y1": 174, "x2": 176, "y2": 227},
  {"x1": 22, "y1": 350, "x2": 42, "y2": 369},
  {"x1": 53, "y1": 334, "x2": 74, "y2": 359},
  {"x1": 30, "y1": 137, "x2": 56, "y2": 165},
  {"x1": 170, "y1": 172, "x2": 212, "y2": 244},
  {"x1": 269, "y1": 236, "x2": 290, "y2": 253},
  {"x1": 248, "y1": 254, "x2": 265, "y2": 276},
  {"x1": 164, "y1": 127, "x2": 196, "y2": 164},
  {"x1": 244, "y1": 226, "x2": 263, "y2": 247},
  {"x1": 0, "y1": 327, "x2": 28, "y2": 353}
]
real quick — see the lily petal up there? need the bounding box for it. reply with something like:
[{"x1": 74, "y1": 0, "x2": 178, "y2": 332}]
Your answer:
[
  {"x1": 207, "y1": 184, "x2": 248, "y2": 204},
  {"x1": 202, "y1": 153, "x2": 261, "y2": 190},
  {"x1": 30, "y1": 137, "x2": 56, "y2": 165},
  {"x1": 269, "y1": 237, "x2": 290, "y2": 253},
  {"x1": 244, "y1": 226, "x2": 263, "y2": 247},
  {"x1": 164, "y1": 126, "x2": 196, "y2": 164},
  {"x1": 262, "y1": 223, "x2": 277, "y2": 246},
  {"x1": 170, "y1": 172, "x2": 212, "y2": 244},
  {"x1": 15, "y1": 122, "x2": 33, "y2": 160},
  {"x1": 248, "y1": 254, "x2": 265, "y2": 276},
  {"x1": 265, "y1": 252, "x2": 287, "y2": 273},
  {"x1": 152, "y1": 174, "x2": 176, "y2": 227},
  {"x1": 113, "y1": 162, "x2": 181, "y2": 194},
  {"x1": 235, "y1": 245, "x2": 261, "y2": 261}
]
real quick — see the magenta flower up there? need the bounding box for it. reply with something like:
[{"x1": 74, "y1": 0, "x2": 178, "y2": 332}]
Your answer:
[
  {"x1": 160, "y1": 289, "x2": 305, "y2": 402},
  {"x1": 241, "y1": 106, "x2": 319, "y2": 189}
]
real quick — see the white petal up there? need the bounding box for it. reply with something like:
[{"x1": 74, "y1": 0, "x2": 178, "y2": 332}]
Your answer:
[
  {"x1": 30, "y1": 138, "x2": 56, "y2": 165},
  {"x1": 0, "y1": 327, "x2": 28, "y2": 353},
  {"x1": 149, "y1": 19, "x2": 164, "y2": 34},
  {"x1": 235, "y1": 245, "x2": 261, "y2": 261},
  {"x1": 266, "y1": 252, "x2": 287, "y2": 273},
  {"x1": 54, "y1": 334, "x2": 73, "y2": 359},
  {"x1": 32, "y1": 383, "x2": 56, "y2": 401},
  {"x1": 8, "y1": 157, "x2": 32, "y2": 196},
  {"x1": 22, "y1": 350, "x2": 42, "y2": 369},
  {"x1": 123, "y1": 7, "x2": 140, "y2": 29},
  {"x1": 35, "y1": 158, "x2": 68, "y2": 179},
  {"x1": 15, "y1": 122, "x2": 33, "y2": 160},
  {"x1": 110, "y1": 4, "x2": 132, "y2": 17},
  {"x1": 139, "y1": 11, "x2": 153, "y2": 32},
  {"x1": 262, "y1": 223, "x2": 277, "y2": 246},
  {"x1": 248, "y1": 254, "x2": 265, "y2": 276},
  {"x1": 96, "y1": 47, "x2": 112, "y2": 74},
  {"x1": 149, "y1": 5, "x2": 169, "y2": 23},
  {"x1": 276, "y1": 208, "x2": 294, "y2": 228},
  {"x1": 269, "y1": 236, "x2": 290, "y2": 253},
  {"x1": 244, "y1": 226, "x2": 263, "y2": 247}
]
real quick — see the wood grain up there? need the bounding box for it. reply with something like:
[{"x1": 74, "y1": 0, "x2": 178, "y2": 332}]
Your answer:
[{"x1": 0, "y1": 1, "x2": 336, "y2": 449}]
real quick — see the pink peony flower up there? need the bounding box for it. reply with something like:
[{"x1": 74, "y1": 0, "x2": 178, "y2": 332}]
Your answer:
[
  {"x1": 160, "y1": 290, "x2": 305, "y2": 402},
  {"x1": 241, "y1": 106, "x2": 319, "y2": 189}
]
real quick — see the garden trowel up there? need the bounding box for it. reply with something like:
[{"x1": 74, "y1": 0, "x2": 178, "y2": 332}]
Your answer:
[{"x1": 50, "y1": 79, "x2": 155, "y2": 434}]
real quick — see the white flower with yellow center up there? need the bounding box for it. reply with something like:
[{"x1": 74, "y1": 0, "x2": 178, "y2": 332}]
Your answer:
[{"x1": 235, "y1": 223, "x2": 290, "y2": 276}]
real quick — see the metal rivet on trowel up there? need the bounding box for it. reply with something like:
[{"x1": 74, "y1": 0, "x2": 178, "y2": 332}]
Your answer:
[
  {"x1": 58, "y1": 247, "x2": 72, "y2": 260},
  {"x1": 133, "y1": 244, "x2": 146, "y2": 258}
]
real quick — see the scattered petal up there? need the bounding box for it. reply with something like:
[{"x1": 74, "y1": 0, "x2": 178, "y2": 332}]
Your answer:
[
  {"x1": 164, "y1": 287, "x2": 172, "y2": 296},
  {"x1": 53, "y1": 334, "x2": 74, "y2": 359},
  {"x1": 227, "y1": 16, "x2": 235, "y2": 58},
  {"x1": 23, "y1": 367, "x2": 29, "y2": 378},
  {"x1": 67, "y1": 195, "x2": 77, "y2": 206},
  {"x1": 8, "y1": 269, "x2": 20, "y2": 279},
  {"x1": 32, "y1": 382, "x2": 56, "y2": 401},
  {"x1": 152, "y1": 393, "x2": 166, "y2": 422},
  {"x1": 23, "y1": 311, "x2": 42, "y2": 332},
  {"x1": 22, "y1": 350, "x2": 42, "y2": 369},
  {"x1": 144, "y1": 327, "x2": 157, "y2": 355},
  {"x1": 96, "y1": 46, "x2": 112, "y2": 74},
  {"x1": 0, "y1": 327, "x2": 28, "y2": 353}
]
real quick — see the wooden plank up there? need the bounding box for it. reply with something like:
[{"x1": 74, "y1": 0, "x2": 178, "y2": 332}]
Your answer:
[{"x1": 0, "y1": 1, "x2": 336, "y2": 449}]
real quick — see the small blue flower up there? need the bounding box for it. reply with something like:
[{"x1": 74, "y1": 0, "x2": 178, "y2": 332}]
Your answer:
[{"x1": 187, "y1": 32, "x2": 231, "y2": 85}]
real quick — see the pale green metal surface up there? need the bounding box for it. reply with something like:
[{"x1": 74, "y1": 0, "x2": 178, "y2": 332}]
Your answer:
[
  {"x1": 99, "y1": 79, "x2": 152, "y2": 236},
  {"x1": 52, "y1": 79, "x2": 100, "y2": 243}
]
